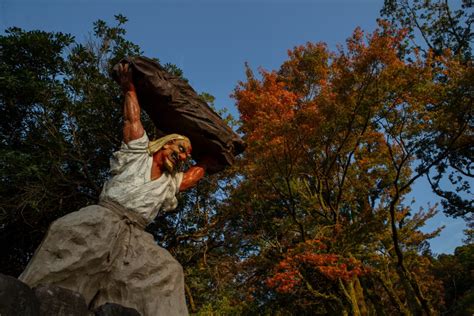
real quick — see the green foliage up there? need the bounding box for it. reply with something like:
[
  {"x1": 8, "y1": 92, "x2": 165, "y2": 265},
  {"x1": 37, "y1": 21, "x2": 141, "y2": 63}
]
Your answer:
[
  {"x1": 1, "y1": 16, "x2": 152, "y2": 276},
  {"x1": 381, "y1": 0, "x2": 474, "y2": 218},
  {"x1": 200, "y1": 92, "x2": 240, "y2": 129},
  {"x1": 1, "y1": 27, "x2": 78, "y2": 274},
  {"x1": 381, "y1": 0, "x2": 473, "y2": 60},
  {"x1": 432, "y1": 244, "x2": 474, "y2": 315},
  {"x1": 163, "y1": 62, "x2": 187, "y2": 81}
]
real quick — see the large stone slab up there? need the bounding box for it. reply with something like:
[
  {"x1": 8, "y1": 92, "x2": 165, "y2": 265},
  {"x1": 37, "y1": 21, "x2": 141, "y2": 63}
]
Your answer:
[
  {"x1": 93, "y1": 303, "x2": 141, "y2": 316},
  {"x1": 112, "y1": 56, "x2": 246, "y2": 174},
  {"x1": 33, "y1": 284, "x2": 89, "y2": 316},
  {"x1": 0, "y1": 273, "x2": 40, "y2": 316}
]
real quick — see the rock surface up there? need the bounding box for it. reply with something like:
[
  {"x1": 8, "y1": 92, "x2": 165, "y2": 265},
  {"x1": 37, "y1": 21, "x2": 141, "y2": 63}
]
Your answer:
[
  {"x1": 0, "y1": 275, "x2": 141, "y2": 316},
  {"x1": 0, "y1": 273, "x2": 40, "y2": 316},
  {"x1": 34, "y1": 284, "x2": 89, "y2": 316},
  {"x1": 93, "y1": 303, "x2": 141, "y2": 316}
]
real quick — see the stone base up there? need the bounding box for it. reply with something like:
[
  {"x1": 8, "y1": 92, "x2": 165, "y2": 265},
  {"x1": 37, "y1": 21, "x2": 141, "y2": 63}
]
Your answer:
[
  {"x1": 93, "y1": 303, "x2": 141, "y2": 316},
  {"x1": 0, "y1": 274, "x2": 141, "y2": 316}
]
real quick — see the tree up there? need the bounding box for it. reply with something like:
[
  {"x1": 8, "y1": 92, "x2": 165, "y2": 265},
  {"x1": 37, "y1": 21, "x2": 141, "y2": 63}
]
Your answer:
[
  {"x1": 432, "y1": 243, "x2": 474, "y2": 315},
  {"x1": 381, "y1": 0, "x2": 472, "y2": 60},
  {"x1": 1, "y1": 27, "x2": 79, "y2": 275},
  {"x1": 381, "y1": 0, "x2": 473, "y2": 218},
  {"x1": 228, "y1": 21, "x2": 469, "y2": 314},
  {"x1": 0, "y1": 15, "x2": 180, "y2": 276}
]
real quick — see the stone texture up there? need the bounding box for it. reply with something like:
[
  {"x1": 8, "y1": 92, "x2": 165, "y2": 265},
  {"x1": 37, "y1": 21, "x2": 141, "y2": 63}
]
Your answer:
[
  {"x1": 33, "y1": 284, "x2": 89, "y2": 316},
  {"x1": 93, "y1": 303, "x2": 141, "y2": 316},
  {"x1": 0, "y1": 273, "x2": 40, "y2": 316}
]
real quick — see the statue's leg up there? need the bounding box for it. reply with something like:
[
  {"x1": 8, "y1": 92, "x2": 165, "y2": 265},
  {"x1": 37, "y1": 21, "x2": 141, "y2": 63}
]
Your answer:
[
  {"x1": 91, "y1": 227, "x2": 189, "y2": 316},
  {"x1": 19, "y1": 205, "x2": 122, "y2": 305}
]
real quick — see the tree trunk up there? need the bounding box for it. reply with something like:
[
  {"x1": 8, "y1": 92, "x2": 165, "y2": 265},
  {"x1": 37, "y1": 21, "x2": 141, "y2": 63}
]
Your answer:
[
  {"x1": 339, "y1": 278, "x2": 361, "y2": 316},
  {"x1": 377, "y1": 273, "x2": 411, "y2": 316},
  {"x1": 353, "y1": 276, "x2": 368, "y2": 316}
]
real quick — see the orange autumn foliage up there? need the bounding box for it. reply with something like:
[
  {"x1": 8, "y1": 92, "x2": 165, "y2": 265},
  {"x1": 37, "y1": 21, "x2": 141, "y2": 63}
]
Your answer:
[
  {"x1": 231, "y1": 19, "x2": 468, "y2": 314},
  {"x1": 266, "y1": 239, "x2": 365, "y2": 294}
]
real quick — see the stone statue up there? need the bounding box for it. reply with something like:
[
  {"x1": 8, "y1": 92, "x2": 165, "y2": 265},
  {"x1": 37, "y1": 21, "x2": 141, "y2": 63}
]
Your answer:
[{"x1": 19, "y1": 63, "x2": 216, "y2": 316}]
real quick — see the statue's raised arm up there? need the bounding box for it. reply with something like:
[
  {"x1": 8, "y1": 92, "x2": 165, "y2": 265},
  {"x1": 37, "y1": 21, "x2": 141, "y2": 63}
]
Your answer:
[
  {"x1": 116, "y1": 62, "x2": 211, "y2": 191},
  {"x1": 117, "y1": 63, "x2": 145, "y2": 144}
]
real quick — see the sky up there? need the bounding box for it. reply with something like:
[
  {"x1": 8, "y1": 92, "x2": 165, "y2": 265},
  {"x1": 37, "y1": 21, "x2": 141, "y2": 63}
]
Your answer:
[{"x1": 0, "y1": 0, "x2": 468, "y2": 254}]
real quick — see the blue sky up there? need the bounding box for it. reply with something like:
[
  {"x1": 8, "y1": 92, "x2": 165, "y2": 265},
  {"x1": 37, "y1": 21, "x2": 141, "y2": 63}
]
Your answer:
[{"x1": 1, "y1": 0, "x2": 467, "y2": 253}]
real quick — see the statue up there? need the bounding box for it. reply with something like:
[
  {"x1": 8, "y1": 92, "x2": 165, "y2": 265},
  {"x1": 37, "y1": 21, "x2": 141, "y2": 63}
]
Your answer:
[{"x1": 18, "y1": 62, "x2": 236, "y2": 316}]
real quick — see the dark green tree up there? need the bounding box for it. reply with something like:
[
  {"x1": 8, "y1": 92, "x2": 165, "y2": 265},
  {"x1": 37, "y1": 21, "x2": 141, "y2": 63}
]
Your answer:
[
  {"x1": 432, "y1": 243, "x2": 474, "y2": 315},
  {"x1": 381, "y1": 0, "x2": 473, "y2": 218},
  {"x1": 381, "y1": 0, "x2": 472, "y2": 60},
  {"x1": 0, "y1": 15, "x2": 139, "y2": 276}
]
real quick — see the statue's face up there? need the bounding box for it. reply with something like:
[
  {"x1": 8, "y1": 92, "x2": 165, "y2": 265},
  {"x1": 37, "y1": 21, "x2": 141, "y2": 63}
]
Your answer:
[{"x1": 162, "y1": 139, "x2": 192, "y2": 173}]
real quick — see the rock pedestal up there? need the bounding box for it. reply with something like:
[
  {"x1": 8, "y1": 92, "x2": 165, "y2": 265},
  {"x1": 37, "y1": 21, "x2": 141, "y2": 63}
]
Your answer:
[
  {"x1": 93, "y1": 303, "x2": 141, "y2": 316},
  {"x1": 0, "y1": 273, "x2": 40, "y2": 316},
  {"x1": 0, "y1": 274, "x2": 142, "y2": 316},
  {"x1": 34, "y1": 284, "x2": 89, "y2": 316}
]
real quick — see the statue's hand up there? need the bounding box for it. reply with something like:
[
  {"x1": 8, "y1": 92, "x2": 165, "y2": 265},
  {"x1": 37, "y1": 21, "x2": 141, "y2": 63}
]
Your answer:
[{"x1": 117, "y1": 63, "x2": 135, "y2": 92}]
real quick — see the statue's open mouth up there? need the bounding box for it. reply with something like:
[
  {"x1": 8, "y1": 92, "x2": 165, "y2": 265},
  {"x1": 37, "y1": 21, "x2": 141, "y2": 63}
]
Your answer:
[{"x1": 171, "y1": 151, "x2": 179, "y2": 163}]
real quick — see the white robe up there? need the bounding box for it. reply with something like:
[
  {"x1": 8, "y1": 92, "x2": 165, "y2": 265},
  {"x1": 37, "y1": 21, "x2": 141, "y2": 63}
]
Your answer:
[{"x1": 100, "y1": 132, "x2": 183, "y2": 223}]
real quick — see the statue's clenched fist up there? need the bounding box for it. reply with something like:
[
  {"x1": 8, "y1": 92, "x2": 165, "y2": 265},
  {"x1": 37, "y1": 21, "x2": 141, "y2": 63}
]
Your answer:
[{"x1": 117, "y1": 63, "x2": 134, "y2": 92}]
